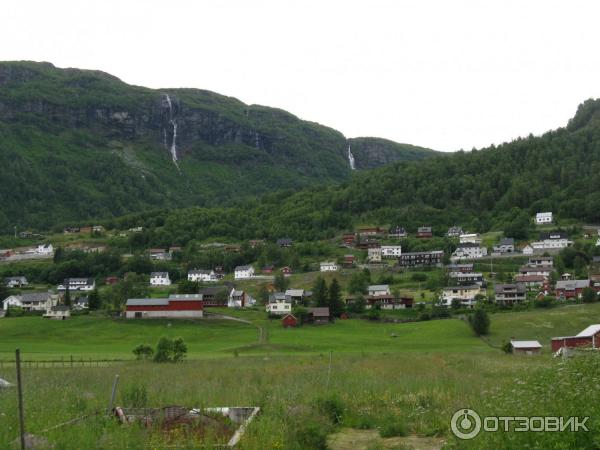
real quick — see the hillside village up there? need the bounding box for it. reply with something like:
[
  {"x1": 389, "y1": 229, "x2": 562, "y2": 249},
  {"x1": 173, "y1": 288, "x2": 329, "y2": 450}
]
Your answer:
[{"x1": 2, "y1": 211, "x2": 600, "y2": 354}]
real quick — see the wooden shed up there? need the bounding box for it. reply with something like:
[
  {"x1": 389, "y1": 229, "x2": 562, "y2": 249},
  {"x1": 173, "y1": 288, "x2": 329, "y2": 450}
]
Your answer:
[{"x1": 281, "y1": 314, "x2": 298, "y2": 328}]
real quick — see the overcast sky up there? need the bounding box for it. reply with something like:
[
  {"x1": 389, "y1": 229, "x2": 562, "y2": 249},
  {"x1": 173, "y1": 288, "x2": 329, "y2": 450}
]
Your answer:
[{"x1": 3, "y1": 0, "x2": 600, "y2": 151}]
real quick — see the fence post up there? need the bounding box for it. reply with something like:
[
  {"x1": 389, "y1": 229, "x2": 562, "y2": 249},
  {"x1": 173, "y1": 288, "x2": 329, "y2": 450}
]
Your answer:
[
  {"x1": 15, "y1": 349, "x2": 26, "y2": 450},
  {"x1": 108, "y1": 375, "x2": 119, "y2": 413}
]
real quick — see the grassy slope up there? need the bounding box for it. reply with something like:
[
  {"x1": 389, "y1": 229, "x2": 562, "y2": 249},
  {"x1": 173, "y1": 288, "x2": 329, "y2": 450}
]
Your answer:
[
  {"x1": 486, "y1": 302, "x2": 600, "y2": 349},
  {"x1": 0, "y1": 313, "x2": 489, "y2": 360}
]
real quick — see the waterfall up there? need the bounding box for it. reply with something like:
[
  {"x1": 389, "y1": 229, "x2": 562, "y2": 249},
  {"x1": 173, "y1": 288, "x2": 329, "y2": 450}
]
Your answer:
[
  {"x1": 163, "y1": 94, "x2": 180, "y2": 171},
  {"x1": 347, "y1": 144, "x2": 356, "y2": 170}
]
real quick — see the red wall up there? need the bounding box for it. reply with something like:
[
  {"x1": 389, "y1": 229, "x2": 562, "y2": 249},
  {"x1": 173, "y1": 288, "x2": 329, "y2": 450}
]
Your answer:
[
  {"x1": 126, "y1": 300, "x2": 203, "y2": 312},
  {"x1": 551, "y1": 336, "x2": 594, "y2": 352},
  {"x1": 282, "y1": 316, "x2": 297, "y2": 328}
]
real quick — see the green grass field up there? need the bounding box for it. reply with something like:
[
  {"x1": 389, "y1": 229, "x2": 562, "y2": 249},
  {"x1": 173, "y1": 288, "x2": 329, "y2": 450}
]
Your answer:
[{"x1": 1, "y1": 305, "x2": 600, "y2": 448}]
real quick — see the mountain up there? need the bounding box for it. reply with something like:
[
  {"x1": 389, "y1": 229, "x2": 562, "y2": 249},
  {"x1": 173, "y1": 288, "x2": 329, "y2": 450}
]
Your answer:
[
  {"x1": 348, "y1": 137, "x2": 439, "y2": 170},
  {"x1": 105, "y1": 98, "x2": 600, "y2": 245},
  {"x1": 0, "y1": 61, "x2": 437, "y2": 232}
]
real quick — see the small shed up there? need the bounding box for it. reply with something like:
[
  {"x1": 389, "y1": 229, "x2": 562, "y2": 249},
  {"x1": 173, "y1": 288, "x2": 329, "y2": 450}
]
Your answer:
[
  {"x1": 281, "y1": 314, "x2": 298, "y2": 328},
  {"x1": 307, "y1": 307, "x2": 331, "y2": 325},
  {"x1": 510, "y1": 340, "x2": 542, "y2": 355}
]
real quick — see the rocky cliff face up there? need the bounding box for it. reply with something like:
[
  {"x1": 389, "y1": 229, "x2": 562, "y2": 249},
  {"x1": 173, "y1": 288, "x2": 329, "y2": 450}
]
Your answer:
[
  {"x1": 348, "y1": 137, "x2": 439, "y2": 169},
  {"x1": 0, "y1": 61, "x2": 437, "y2": 231}
]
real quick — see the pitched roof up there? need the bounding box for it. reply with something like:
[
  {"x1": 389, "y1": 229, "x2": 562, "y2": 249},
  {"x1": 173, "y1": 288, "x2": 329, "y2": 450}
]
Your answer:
[
  {"x1": 21, "y1": 292, "x2": 52, "y2": 302},
  {"x1": 126, "y1": 298, "x2": 169, "y2": 306},
  {"x1": 235, "y1": 265, "x2": 252, "y2": 271},
  {"x1": 510, "y1": 340, "x2": 542, "y2": 349},
  {"x1": 285, "y1": 289, "x2": 305, "y2": 297},
  {"x1": 494, "y1": 283, "x2": 526, "y2": 294},
  {"x1": 539, "y1": 231, "x2": 568, "y2": 240},
  {"x1": 555, "y1": 280, "x2": 590, "y2": 290},
  {"x1": 308, "y1": 307, "x2": 330, "y2": 317},
  {"x1": 498, "y1": 238, "x2": 515, "y2": 246},
  {"x1": 150, "y1": 272, "x2": 169, "y2": 278},
  {"x1": 188, "y1": 269, "x2": 213, "y2": 275},
  {"x1": 576, "y1": 324, "x2": 600, "y2": 337},
  {"x1": 368, "y1": 285, "x2": 390, "y2": 291},
  {"x1": 168, "y1": 294, "x2": 203, "y2": 301}
]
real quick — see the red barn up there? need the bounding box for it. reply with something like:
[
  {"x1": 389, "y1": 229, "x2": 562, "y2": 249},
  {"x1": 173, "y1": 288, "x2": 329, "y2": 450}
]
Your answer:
[
  {"x1": 125, "y1": 294, "x2": 203, "y2": 319},
  {"x1": 281, "y1": 314, "x2": 298, "y2": 328},
  {"x1": 551, "y1": 324, "x2": 600, "y2": 353}
]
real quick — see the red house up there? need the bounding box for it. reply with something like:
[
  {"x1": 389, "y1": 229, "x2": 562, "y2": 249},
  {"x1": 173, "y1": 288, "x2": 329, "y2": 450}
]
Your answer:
[
  {"x1": 554, "y1": 279, "x2": 589, "y2": 299},
  {"x1": 551, "y1": 324, "x2": 600, "y2": 353},
  {"x1": 125, "y1": 294, "x2": 203, "y2": 319},
  {"x1": 416, "y1": 226, "x2": 433, "y2": 239},
  {"x1": 342, "y1": 233, "x2": 357, "y2": 246},
  {"x1": 104, "y1": 276, "x2": 120, "y2": 285},
  {"x1": 343, "y1": 255, "x2": 355, "y2": 268},
  {"x1": 281, "y1": 314, "x2": 298, "y2": 328}
]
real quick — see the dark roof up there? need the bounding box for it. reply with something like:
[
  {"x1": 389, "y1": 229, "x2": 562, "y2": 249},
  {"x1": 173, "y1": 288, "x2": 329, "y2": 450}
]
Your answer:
[
  {"x1": 494, "y1": 283, "x2": 526, "y2": 294},
  {"x1": 308, "y1": 307, "x2": 330, "y2": 317},
  {"x1": 418, "y1": 226, "x2": 432, "y2": 232},
  {"x1": 539, "y1": 231, "x2": 568, "y2": 240},
  {"x1": 498, "y1": 238, "x2": 515, "y2": 246},
  {"x1": 457, "y1": 242, "x2": 482, "y2": 248},
  {"x1": 276, "y1": 238, "x2": 293, "y2": 245},
  {"x1": 21, "y1": 292, "x2": 52, "y2": 302}
]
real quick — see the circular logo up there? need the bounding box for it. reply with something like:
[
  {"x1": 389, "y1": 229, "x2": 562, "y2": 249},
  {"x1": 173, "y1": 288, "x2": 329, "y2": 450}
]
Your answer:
[{"x1": 451, "y1": 408, "x2": 482, "y2": 440}]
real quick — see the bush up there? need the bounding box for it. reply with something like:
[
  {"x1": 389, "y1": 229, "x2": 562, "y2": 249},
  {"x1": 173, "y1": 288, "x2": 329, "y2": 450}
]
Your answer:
[
  {"x1": 379, "y1": 416, "x2": 408, "y2": 438},
  {"x1": 132, "y1": 343, "x2": 154, "y2": 360},
  {"x1": 501, "y1": 341, "x2": 513, "y2": 354},
  {"x1": 152, "y1": 336, "x2": 187, "y2": 363},
  {"x1": 469, "y1": 309, "x2": 490, "y2": 336},
  {"x1": 316, "y1": 395, "x2": 344, "y2": 425}
]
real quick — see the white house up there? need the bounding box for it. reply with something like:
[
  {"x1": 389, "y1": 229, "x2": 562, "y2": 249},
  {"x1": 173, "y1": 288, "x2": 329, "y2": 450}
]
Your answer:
[
  {"x1": 452, "y1": 243, "x2": 488, "y2": 260},
  {"x1": 59, "y1": 278, "x2": 96, "y2": 292},
  {"x1": 449, "y1": 272, "x2": 485, "y2": 286},
  {"x1": 150, "y1": 272, "x2": 171, "y2": 286},
  {"x1": 4, "y1": 276, "x2": 28, "y2": 288},
  {"x1": 381, "y1": 245, "x2": 402, "y2": 258},
  {"x1": 188, "y1": 269, "x2": 218, "y2": 283},
  {"x1": 320, "y1": 261, "x2": 339, "y2": 272},
  {"x1": 459, "y1": 233, "x2": 482, "y2": 245},
  {"x1": 234, "y1": 265, "x2": 255, "y2": 280},
  {"x1": 368, "y1": 285, "x2": 391, "y2": 296},
  {"x1": 228, "y1": 288, "x2": 256, "y2": 308},
  {"x1": 522, "y1": 245, "x2": 534, "y2": 255},
  {"x1": 36, "y1": 244, "x2": 53, "y2": 255},
  {"x1": 2, "y1": 292, "x2": 58, "y2": 311},
  {"x1": 367, "y1": 247, "x2": 382, "y2": 262},
  {"x1": 440, "y1": 285, "x2": 483, "y2": 308},
  {"x1": 530, "y1": 232, "x2": 572, "y2": 251},
  {"x1": 535, "y1": 212, "x2": 553, "y2": 224},
  {"x1": 266, "y1": 293, "x2": 292, "y2": 315},
  {"x1": 43, "y1": 305, "x2": 70, "y2": 320}
]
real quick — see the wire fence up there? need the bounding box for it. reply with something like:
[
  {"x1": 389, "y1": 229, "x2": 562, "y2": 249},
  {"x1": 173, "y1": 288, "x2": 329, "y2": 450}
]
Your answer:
[{"x1": 0, "y1": 356, "x2": 131, "y2": 369}]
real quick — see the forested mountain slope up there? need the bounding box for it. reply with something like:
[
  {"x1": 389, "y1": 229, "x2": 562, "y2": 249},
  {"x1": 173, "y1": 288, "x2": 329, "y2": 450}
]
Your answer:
[
  {"x1": 104, "y1": 98, "x2": 600, "y2": 246},
  {"x1": 0, "y1": 61, "x2": 436, "y2": 232}
]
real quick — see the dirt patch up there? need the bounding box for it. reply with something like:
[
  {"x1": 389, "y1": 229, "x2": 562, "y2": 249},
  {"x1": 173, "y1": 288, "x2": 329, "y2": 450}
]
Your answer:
[{"x1": 328, "y1": 428, "x2": 445, "y2": 450}]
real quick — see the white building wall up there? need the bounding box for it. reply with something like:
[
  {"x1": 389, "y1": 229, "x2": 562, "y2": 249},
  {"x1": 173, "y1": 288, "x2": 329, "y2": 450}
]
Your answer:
[{"x1": 125, "y1": 310, "x2": 203, "y2": 319}]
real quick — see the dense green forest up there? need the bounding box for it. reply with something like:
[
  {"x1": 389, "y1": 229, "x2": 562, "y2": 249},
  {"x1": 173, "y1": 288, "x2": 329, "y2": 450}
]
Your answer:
[
  {"x1": 0, "y1": 61, "x2": 436, "y2": 232},
  {"x1": 94, "y1": 98, "x2": 600, "y2": 247}
]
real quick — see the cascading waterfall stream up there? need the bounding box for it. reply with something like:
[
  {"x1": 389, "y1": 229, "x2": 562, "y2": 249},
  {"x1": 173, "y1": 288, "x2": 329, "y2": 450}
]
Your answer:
[
  {"x1": 347, "y1": 144, "x2": 356, "y2": 170},
  {"x1": 163, "y1": 93, "x2": 180, "y2": 171}
]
